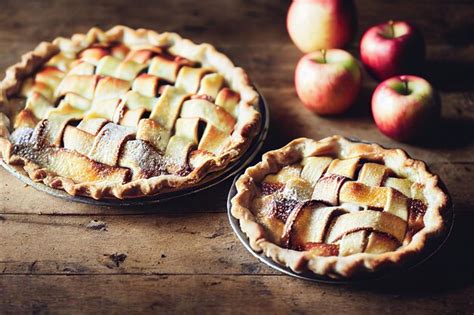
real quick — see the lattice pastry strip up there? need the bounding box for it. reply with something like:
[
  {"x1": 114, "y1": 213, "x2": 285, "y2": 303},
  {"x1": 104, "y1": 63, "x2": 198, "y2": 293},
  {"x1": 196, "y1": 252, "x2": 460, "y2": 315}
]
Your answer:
[
  {"x1": 251, "y1": 195, "x2": 286, "y2": 244},
  {"x1": 357, "y1": 163, "x2": 389, "y2": 186},
  {"x1": 43, "y1": 104, "x2": 84, "y2": 146},
  {"x1": 301, "y1": 156, "x2": 332, "y2": 186},
  {"x1": 364, "y1": 232, "x2": 401, "y2": 254},
  {"x1": 77, "y1": 118, "x2": 108, "y2": 135},
  {"x1": 282, "y1": 177, "x2": 313, "y2": 201},
  {"x1": 384, "y1": 177, "x2": 425, "y2": 201},
  {"x1": 63, "y1": 125, "x2": 95, "y2": 156},
  {"x1": 148, "y1": 55, "x2": 192, "y2": 83},
  {"x1": 165, "y1": 117, "x2": 199, "y2": 168},
  {"x1": 24, "y1": 92, "x2": 55, "y2": 120},
  {"x1": 338, "y1": 230, "x2": 369, "y2": 256},
  {"x1": 282, "y1": 203, "x2": 346, "y2": 249},
  {"x1": 175, "y1": 66, "x2": 209, "y2": 93},
  {"x1": 149, "y1": 86, "x2": 188, "y2": 129},
  {"x1": 68, "y1": 62, "x2": 96, "y2": 76},
  {"x1": 88, "y1": 123, "x2": 135, "y2": 166},
  {"x1": 133, "y1": 86, "x2": 189, "y2": 154},
  {"x1": 88, "y1": 77, "x2": 132, "y2": 121},
  {"x1": 57, "y1": 74, "x2": 99, "y2": 100},
  {"x1": 118, "y1": 139, "x2": 168, "y2": 180},
  {"x1": 262, "y1": 165, "x2": 302, "y2": 186},
  {"x1": 96, "y1": 55, "x2": 147, "y2": 81},
  {"x1": 45, "y1": 52, "x2": 76, "y2": 72},
  {"x1": 215, "y1": 88, "x2": 240, "y2": 118},
  {"x1": 20, "y1": 67, "x2": 65, "y2": 102},
  {"x1": 132, "y1": 74, "x2": 160, "y2": 97},
  {"x1": 326, "y1": 157, "x2": 360, "y2": 179},
  {"x1": 63, "y1": 93, "x2": 92, "y2": 111},
  {"x1": 326, "y1": 211, "x2": 407, "y2": 244},
  {"x1": 198, "y1": 73, "x2": 224, "y2": 99},
  {"x1": 86, "y1": 98, "x2": 120, "y2": 121},
  {"x1": 62, "y1": 119, "x2": 106, "y2": 158},
  {"x1": 181, "y1": 99, "x2": 236, "y2": 133},
  {"x1": 78, "y1": 47, "x2": 110, "y2": 65}
]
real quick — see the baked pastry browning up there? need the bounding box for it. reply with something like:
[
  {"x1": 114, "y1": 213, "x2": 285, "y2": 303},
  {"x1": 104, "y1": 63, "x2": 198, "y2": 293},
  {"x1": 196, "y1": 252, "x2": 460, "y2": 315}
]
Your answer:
[
  {"x1": 0, "y1": 26, "x2": 260, "y2": 199},
  {"x1": 231, "y1": 136, "x2": 450, "y2": 278}
]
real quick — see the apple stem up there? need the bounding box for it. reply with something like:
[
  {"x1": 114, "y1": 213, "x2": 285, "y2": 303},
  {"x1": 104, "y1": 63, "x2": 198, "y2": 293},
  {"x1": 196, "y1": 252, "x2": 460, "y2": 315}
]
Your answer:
[
  {"x1": 403, "y1": 79, "x2": 409, "y2": 95},
  {"x1": 321, "y1": 49, "x2": 327, "y2": 63},
  {"x1": 388, "y1": 20, "x2": 395, "y2": 38}
]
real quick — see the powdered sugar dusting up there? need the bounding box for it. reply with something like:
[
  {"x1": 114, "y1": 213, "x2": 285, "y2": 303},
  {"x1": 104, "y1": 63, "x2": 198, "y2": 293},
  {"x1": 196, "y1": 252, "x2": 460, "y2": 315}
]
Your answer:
[
  {"x1": 10, "y1": 127, "x2": 33, "y2": 146},
  {"x1": 120, "y1": 139, "x2": 190, "y2": 178}
]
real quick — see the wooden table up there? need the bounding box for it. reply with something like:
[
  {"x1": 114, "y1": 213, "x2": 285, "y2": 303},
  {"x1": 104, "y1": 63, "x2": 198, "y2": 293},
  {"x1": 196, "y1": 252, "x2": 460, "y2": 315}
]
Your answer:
[{"x1": 0, "y1": 0, "x2": 473, "y2": 313}]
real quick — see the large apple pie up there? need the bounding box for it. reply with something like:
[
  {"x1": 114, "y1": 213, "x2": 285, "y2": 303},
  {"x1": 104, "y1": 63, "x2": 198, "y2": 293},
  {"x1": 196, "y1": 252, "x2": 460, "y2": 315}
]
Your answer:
[
  {"x1": 0, "y1": 26, "x2": 260, "y2": 199},
  {"x1": 231, "y1": 136, "x2": 450, "y2": 278}
]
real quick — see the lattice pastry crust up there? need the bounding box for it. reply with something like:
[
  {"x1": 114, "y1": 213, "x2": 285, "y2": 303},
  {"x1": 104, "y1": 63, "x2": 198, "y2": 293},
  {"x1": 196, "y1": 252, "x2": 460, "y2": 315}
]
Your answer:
[
  {"x1": 231, "y1": 136, "x2": 450, "y2": 278},
  {"x1": 0, "y1": 26, "x2": 260, "y2": 199}
]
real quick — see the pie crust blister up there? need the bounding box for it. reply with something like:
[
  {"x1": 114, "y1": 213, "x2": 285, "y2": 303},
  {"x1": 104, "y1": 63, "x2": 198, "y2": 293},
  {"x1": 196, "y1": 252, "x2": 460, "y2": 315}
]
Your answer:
[
  {"x1": 231, "y1": 136, "x2": 450, "y2": 278},
  {"x1": 0, "y1": 26, "x2": 260, "y2": 199}
]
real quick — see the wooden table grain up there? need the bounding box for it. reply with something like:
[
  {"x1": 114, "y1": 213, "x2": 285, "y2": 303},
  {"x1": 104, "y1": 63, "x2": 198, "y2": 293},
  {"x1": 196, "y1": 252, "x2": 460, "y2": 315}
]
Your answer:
[{"x1": 0, "y1": 0, "x2": 473, "y2": 313}]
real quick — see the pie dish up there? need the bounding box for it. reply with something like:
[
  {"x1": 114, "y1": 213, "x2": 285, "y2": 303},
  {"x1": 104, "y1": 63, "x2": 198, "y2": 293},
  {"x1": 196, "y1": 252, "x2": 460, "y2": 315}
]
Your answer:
[
  {"x1": 231, "y1": 136, "x2": 451, "y2": 278},
  {"x1": 0, "y1": 26, "x2": 260, "y2": 199}
]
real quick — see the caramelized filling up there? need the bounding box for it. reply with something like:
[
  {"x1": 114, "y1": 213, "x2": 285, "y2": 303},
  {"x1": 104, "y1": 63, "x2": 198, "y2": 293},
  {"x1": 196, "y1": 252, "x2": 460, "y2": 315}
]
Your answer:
[
  {"x1": 260, "y1": 182, "x2": 284, "y2": 195},
  {"x1": 176, "y1": 164, "x2": 192, "y2": 177},
  {"x1": 409, "y1": 199, "x2": 427, "y2": 217},
  {"x1": 367, "y1": 206, "x2": 384, "y2": 211},
  {"x1": 406, "y1": 199, "x2": 427, "y2": 240},
  {"x1": 140, "y1": 165, "x2": 169, "y2": 178},
  {"x1": 270, "y1": 198, "x2": 299, "y2": 222}
]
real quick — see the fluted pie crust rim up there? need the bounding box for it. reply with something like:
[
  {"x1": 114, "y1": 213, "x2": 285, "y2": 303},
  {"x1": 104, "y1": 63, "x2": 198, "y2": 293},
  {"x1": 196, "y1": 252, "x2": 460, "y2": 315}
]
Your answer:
[
  {"x1": 0, "y1": 26, "x2": 260, "y2": 199},
  {"x1": 230, "y1": 136, "x2": 450, "y2": 278}
]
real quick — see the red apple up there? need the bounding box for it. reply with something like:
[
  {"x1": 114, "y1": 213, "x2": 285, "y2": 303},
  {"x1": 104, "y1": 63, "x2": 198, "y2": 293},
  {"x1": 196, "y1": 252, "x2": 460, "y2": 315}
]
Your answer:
[
  {"x1": 295, "y1": 49, "x2": 361, "y2": 115},
  {"x1": 372, "y1": 75, "x2": 440, "y2": 142},
  {"x1": 360, "y1": 20, "x2": 425, "y2": 81},
  {"x1": 287, "y1": 0, "x2": 357, "y2": 53}
]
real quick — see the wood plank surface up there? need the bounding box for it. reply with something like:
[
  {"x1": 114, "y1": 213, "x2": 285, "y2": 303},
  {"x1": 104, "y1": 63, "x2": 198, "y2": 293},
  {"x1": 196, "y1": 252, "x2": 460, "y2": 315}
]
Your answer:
[
  {"x1": 0, "y1": 211, "x2": 471, "y2": 276},
  {"x1": 0, "y1": 0, "x2": 473, "y2": 313},
  {"x1": 0, "y1": 167, "x2": 231, "y2": 215},
  {"x1": 1, "y1": 275, "x2": 472, "y2": 314},
  {"x1": 0, "y1": 213, "x2": 276, "y2": 275}
]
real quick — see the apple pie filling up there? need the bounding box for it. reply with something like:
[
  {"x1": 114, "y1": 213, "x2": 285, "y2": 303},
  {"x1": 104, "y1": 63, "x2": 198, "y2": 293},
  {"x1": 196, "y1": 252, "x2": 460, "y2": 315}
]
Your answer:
[{"x1": 250, "y1": 157, "x2": 429, "y2": 257}]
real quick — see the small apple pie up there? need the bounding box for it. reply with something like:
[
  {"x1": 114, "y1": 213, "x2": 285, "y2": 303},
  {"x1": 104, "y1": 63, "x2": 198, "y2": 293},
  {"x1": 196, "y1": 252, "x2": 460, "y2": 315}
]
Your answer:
[
  {"x1": 0, "y1": 26, "x2": 260, "y2": 199},
  {"x1": 231, "y1": 136, "x2": 450, "y2": 278}
]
